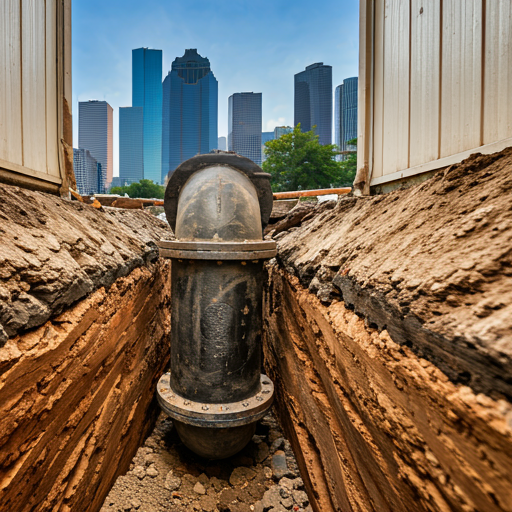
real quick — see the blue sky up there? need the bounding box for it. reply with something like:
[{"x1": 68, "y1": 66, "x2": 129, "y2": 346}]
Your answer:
[{"x1": 72, "y1": 0, "x2": 359, "y2": 176}]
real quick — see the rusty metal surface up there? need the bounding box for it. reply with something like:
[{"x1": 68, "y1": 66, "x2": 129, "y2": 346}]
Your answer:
[
  {"x1": 158, "y1": 239, "x2": 277, "y2": 260},
  {"x1": 158, "y1": 154, "x2": 275, "y2": 459},
  {"x1": 158, "y1": 240, "x2": 276, "y2": 251},
  {"x1": 170, "y1": 259, "x2": 264, "y2": 403},
  {"x1": 157, "y1": 373, "x2": 274, "y2": 428}
]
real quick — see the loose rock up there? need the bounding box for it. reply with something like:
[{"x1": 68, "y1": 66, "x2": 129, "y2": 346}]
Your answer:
[
  {"x1": 193, "y1": 481, "x2": 206, "y2": 495},
  {"x1": 272, "y1": 451, "x2": 292, "y2": 480},
  {"x1": 164, "y1": 471, "x2": 181, "y2": 491},
  {"x1": 146, "y1": 465, "x2": 159, "y2": 478}
]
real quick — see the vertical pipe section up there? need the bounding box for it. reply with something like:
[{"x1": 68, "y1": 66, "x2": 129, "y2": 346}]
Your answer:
[{"x1": 157, "y1": 153, "x2": 276, "y2": 459}]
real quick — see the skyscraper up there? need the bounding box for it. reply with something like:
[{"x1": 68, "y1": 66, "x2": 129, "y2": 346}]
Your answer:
[
  {"x1": 132, "y1": 47, "x2": 162, "y2": 184},
  {"x1": 228, "y1": 92, "x2": 262, "y2": 165},
  {"x1": 218, "y1": 136, "x2": 227, "y2": 151},
  {"x1": 73, "y1": 148, "x2": 103, "y2": 195},
  {"x1": 78, "y1": 100, "x2": 113, "y2": 188},
  {"x1": 294, "y1": 63, "x2": 332, "y2": 145},
  {"x1": 119, "y1": 107, "x2": 143, "y2": 184},
  {"x1": 274, "y1": 126, "x2": 292, "y2": 139},
  {"x1": 261, "y1": 131, "x2": 274, "y2": 162},
  {"x1": 335, "y1": 77, "x2": 358, "y2": 159},
  {"x1": 162, "y1": 49, "x2": 218, "y2": 179}
]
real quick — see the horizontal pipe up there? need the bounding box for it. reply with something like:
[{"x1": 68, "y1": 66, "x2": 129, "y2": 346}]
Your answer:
[{"x1": 273, "y1": 187, "x2": 351, "y2": 200}]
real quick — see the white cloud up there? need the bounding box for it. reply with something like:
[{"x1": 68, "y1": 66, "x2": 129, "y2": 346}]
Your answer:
[{"x1": 265, "y1": 117, "x2": 287, "y2": 132}]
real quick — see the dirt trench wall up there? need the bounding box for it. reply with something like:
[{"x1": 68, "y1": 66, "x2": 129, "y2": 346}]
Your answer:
[
  {"x1": 0, "y1": 184, "x2": 173, "y2": 512},
  {"x1": 263, "y1": 149, "x2": 512, "y2": 512}
]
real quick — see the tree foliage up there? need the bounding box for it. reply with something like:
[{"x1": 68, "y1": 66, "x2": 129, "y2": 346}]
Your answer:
[
  {"x1": 338, "y1": 137, "x2": 357, "y2": 184},
  {"x1": 110, "y1": 179, "x2": 165, "y2": 199},
  {"x1": 262, "y1": 125, "x2": 356, "y2": 191}
]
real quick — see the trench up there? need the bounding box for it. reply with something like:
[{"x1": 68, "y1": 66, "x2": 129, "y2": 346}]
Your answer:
[{"x1": 2, "y1": 148, "x2": 512, "y2": 512}]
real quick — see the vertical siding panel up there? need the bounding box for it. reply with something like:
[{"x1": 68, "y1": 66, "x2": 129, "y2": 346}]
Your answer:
[
  {"x1": 409, "y1": 0, "x2": 440, "y2": 167},
  {"x1": 440, "y1": 0, "x2": 482, "y2": 158},
  {"x1": 382, "y1": 0, "x2": 410, "y2": 175},
  {"x1": 22, "y1": 0, "x2": 47, "y2": 173},
  {"x1": 371, "y1": 0, "x2": 385, "y2": 179},
  {"x1": 46, "y1": 0, "x2": 59, "y2": 177},
  {"x1": 483, "y1": 0, "x2": 512, "y2": 144},
  {"x1": 0, "y1": 0, "x2": 23, "y2": 165}
]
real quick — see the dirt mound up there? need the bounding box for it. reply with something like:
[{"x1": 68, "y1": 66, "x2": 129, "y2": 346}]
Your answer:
[
  {"x1": 270, "y1": 147, "x2": 512, "y2": 399},
  {"x1": 0, "y1": 183, "x2": 173, "y2": 344}
]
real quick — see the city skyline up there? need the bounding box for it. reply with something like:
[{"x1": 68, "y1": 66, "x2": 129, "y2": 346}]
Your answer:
[{"x1": 71, "y1": 0, "x2": 359, "y2": 177}]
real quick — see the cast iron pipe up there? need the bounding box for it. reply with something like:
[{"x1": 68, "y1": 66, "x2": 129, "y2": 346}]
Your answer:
[{"x1": 156, "y1": 152, "x2": 276, "y2": 459}]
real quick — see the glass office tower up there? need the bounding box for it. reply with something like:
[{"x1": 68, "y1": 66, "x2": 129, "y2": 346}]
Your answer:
[
  {"x1": 119, "y1": 107, "x2": 144, "y2": 184},
  {"x1": 335, "y1": 77, "x2": 358, "y2": 160},
  {"x1": 294, "y1": 63, "x2": 332, "y2": 146},
  {"x1": 218, "y1": 136, "x2": 227, "y2": 151},
  {"x1": 274, "y1": 126, "x2": 292, "y2": 139},
  {"x1": 162, "y1": 49, "x2": 218, "y2": 180},
  {"x1": 78, "y1": 100, "x2": 113, "y2": 188},
  {"x1": 261, "y1": 131, "x2": 274, "y2": 162},
  {"x1": 132, "y1": 48, "x2": 162, "y2": 184},
  {"x1": 73, "y1": 148, "x2": 103, "y2": 195},
  {"x1": 228, "y1": 92, "x2": 262, "y2": 165}
]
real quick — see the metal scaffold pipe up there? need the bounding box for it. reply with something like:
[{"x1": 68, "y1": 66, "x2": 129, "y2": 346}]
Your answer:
[{"x1": 157, "y1": 152, "x2": 276, "y2": 459}]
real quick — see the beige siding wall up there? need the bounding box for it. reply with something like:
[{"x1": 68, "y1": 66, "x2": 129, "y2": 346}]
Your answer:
[
  {"x1": 0, "y1": 0, "x2": 71, "y2": 191},
  {"x1": 360, "y1": 0, "x2": 512, "y2": 188}
]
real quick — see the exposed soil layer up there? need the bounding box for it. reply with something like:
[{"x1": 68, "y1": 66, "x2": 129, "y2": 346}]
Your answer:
[
  {"x1": 265, "y1": 269, "x2": 512, "y2": 512},
  {"x1": 0, "y1": 183, "x2": 173, "y2": 344},
  {"x1": 0, "y1": 263, "x2": 171, "y2": 512},
  {"x1": 101, "y1": 412, "x2": 310, "y2": 512},
  {"x1": 269, "y1": 148, "x2": 512, "y2": 400},
  {"x1": 0, "y1": 183, "x2": 174, "y2": 512},
  {"x1": 263, "y1": 148, "x2": 512, "y2": 512}
]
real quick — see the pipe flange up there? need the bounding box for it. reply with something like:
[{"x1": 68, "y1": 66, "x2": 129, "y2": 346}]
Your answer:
[
  {"x1": 157, "y1": 240, "x2": 277, "y2": 260},
  {"x1": 157, "y1": 373, "x2": 274, "y2": 428}
]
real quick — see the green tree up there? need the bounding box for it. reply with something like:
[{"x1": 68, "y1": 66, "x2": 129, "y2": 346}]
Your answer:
[
  {"x1": 262, "y1": 125, "x2": 356, "y2": 191},
  {"x1": 110, "y1": 179, "x2": 165, "y2": 199},
  {"x1": 337, "y1": 137, "x2": 357, "y2": 184}
]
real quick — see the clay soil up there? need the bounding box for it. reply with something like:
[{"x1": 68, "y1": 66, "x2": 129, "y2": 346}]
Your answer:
[{"x1": 269, "y1": 148, "x2": 512, "y2": 400}]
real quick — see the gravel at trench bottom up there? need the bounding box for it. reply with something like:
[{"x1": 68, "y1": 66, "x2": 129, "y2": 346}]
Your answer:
[{"x1": 101, "y1": 412, "x2": 311, "y2": 512}]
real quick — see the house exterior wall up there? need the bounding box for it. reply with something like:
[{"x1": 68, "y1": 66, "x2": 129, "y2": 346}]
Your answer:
[
  {"x1": 356, "y1": 0, "x2": 512, "y2": 191},
  {"x1": 0, "y1": 0, "x2": 73, "y2": 195}
]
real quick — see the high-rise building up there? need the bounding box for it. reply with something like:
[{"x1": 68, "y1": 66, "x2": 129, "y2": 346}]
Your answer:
[
  {"x1": 261, "y1": 132, "x2": 274, "y2": 162},
  {"x1": 228, "y1": 92, "x2": 262, "y2": 165},
  {"x1": 78, "y1": 100, "x2": 113, "y2": 188},
  {"x1": 73, "y1": 148, "x2": 104, "y2": 195},
  {"x1": 274, "y1": 126, "x2": 292, "y2": 139},
  {"x1": 294, "y1": 63, "x2": 332, "y2": 145},
  {"x1": 335, "y1": 77, "x2": 358, "y2": 159},
  {"x1": 162, "y1": 49, "x2": 218, "y2": 179},
  {"x1": 218, "y1": 136, "x2": 227, "y2": 151},
  {"x1": 132, "y1": 47, "x2": 162, "y2": 183},
  {"x1": 119, "y1": 107, "x2": 144, "y2": 184}
]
